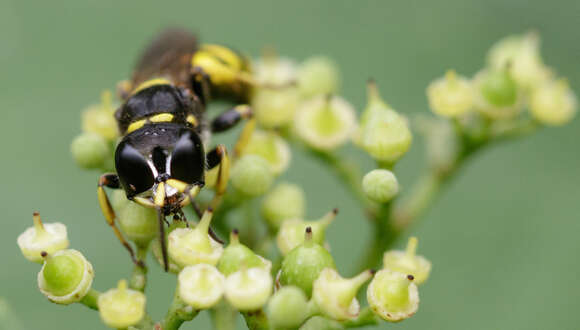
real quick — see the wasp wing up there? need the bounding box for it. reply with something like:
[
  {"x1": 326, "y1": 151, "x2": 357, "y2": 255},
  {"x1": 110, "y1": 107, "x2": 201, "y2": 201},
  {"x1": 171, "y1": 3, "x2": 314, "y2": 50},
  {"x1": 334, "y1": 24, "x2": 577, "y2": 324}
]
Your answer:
[{"x1": 131, "y1": 28, "x2": 198, "y2": 87}]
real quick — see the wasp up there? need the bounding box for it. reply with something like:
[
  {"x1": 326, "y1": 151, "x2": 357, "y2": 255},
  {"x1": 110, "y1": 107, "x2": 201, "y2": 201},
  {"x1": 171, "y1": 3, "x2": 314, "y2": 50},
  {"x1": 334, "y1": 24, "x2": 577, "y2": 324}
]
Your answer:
[{"x1": 97, "y1": 29, "x2": 254, "y2": 271}]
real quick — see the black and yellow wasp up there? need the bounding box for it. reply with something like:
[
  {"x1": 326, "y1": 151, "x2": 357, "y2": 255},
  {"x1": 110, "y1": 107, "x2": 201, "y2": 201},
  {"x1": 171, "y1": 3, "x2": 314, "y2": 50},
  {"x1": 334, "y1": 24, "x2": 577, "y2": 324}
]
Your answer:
[{"x1": 97, "y1": 29, "x2": 254, "y2": 271}]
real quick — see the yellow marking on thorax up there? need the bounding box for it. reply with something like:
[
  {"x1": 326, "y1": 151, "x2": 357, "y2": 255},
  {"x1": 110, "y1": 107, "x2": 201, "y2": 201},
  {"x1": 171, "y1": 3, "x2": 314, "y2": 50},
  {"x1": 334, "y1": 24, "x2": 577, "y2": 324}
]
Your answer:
[
  {"x1": 132, "y1": 78, "x2": 172, "y2": 95},
  {"x1": 149, "y1": 113, "x2": 174, "y2": 123},
  {"x1": 186, "y1": 114, "x2": 198, "y2": 127},
  {"x1": 127, "y1": 119, "x2": 146, "y2": 133},
  {"x1": 126, "y1": 113, "x2": 175, "y2": 133}
]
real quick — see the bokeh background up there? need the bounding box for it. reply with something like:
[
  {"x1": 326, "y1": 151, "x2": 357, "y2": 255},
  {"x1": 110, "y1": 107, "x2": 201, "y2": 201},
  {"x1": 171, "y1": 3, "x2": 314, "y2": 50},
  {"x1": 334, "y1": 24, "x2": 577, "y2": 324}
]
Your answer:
[{"x1": 1, "y1": 0, "x2": 579, "y2": 329}]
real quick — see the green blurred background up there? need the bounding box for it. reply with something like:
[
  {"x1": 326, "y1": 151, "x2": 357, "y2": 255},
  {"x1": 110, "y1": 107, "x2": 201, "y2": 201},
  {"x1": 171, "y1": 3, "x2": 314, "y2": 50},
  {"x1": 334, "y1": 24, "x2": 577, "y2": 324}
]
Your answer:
[{"x1": 1, "y1": 0, "x2": 579, "y2": 329}]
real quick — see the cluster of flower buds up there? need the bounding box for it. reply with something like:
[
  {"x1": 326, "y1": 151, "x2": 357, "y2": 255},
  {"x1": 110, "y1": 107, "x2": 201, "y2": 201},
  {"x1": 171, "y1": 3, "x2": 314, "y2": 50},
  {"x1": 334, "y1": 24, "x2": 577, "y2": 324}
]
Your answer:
[
  {"x1": 426, "y1": 32, "x2": 576, "y2": 126},
  {"x1": 71, "y1": 91, "x2": 118, "y2": 171}
]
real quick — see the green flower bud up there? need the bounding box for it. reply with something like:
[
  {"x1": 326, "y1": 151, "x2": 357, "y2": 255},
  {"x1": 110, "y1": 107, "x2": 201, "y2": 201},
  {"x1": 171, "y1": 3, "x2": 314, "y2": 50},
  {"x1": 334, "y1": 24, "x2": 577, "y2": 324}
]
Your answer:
[
  {"x1": 37, "y1": 249, "x2": 94, "y2": 304},
  {"x1": 529, "y1": 79, "x2": 577, "y2": 126},
  {"x1": 261, "y1": 182, "x2": 306, "y2": 229},
  {"x1": 17, "y1": 212, "x2": 69, "y2": 263},
  {"x1": 487, "y1": 32, "x2": 552, "y2": 89},
  {"x1": 362, "y1": 169, "x2": 399, "y2": 203},
  {"x1": 253, "y1": 55, "x2": 297, "y2": 87},
  {"x1": 240, "y1": 130, "x2": 291, "y2": 175},
  {"x1": 81, "y1": 90, "x2": 119, "y2": 141},
  {"x1": 473, "y1": 69, "x2": 523, "y2": 120},
  {"x1": 168, "y1": 209, "x2": 224, "y2": 268},
  {"x1": 98, "y1": 280, "x2": 146, "y2": 329},
  {"x1": 117, "y1": 202, "x2": 158, "y2": 245},
  {"x1": 252, "y1": 86, "x2": 301, "y2": 128},
  {"x1": 383, "y1": 237, "x2": 431, "y2": 285},
  {"x1": 224, "y1": 267, "x2": 273, "y2": 311},
  {"x1": 276, "y1": 209, "x2": 337, "y2": 256},
  {"x1": 70, "y1": 132, "x2": 110, "y2": 169},
  {"x1": 426, "y1": 70, "x2": 474, "y2": 117},
  {"x1": 367, "y1": 270, "x2": 419, "y2": 322},
  {"x1": 356, "y1": 81, "x2": 412, "y2": 163},
  {"x1": 217, "y1": 230, "x2": 271, "y2": 276},
  {"x1": 416, "y1": 116, "x2": 458, "y2": 173},
  {"x1": 294, "y1": 95, "x2": 356, "y2": 151},
  {"x1": 178, "y1": 264, "x2": 225, "y2": 309},
  {"x1": 230, "y1": 155, "x2": 274, "y2": 197},
  {"x1": 267, "y1": 286, "x2": 310, "y2": 329},
  {"x1": 297, "y1": 56, "x2": 340, "y2": 98},
  {"x1": 312, "y1": 268, "x2": 373, "y2": 321},
  {"x1": 279, "y1": 227, "x2": 336, "y2": 297}
]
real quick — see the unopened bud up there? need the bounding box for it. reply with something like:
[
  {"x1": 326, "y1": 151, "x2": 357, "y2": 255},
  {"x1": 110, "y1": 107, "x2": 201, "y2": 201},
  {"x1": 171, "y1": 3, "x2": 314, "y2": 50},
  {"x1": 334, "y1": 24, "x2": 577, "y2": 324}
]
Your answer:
[
  {"x1": 117, "y1": 202, "x2": 158, "y2": 245},
  {"x1": 217, "y1": 230, "x2": 271, "y2": 276},
  {"x1": 427, "y1": 70, "x2": 474, "y2": 118},
  {"x1": 168, "y1": 210, "x2": 223, "y2": 268},
  {"x1": 279, "y1": 227, "x2": 336, "y2": 297},
  {"x1": 294, "y1": 95, "x2": 356, "y2": 151},
  {"x1": 240, "y1": 130, "x2": 291, "y2": 175},
  {"x1": 37, "y1": 249, "x2": 94, "y2": 304},
  {"x1": 276, "y1": 209, "x2": 337, "y2": 256},
  {"x1": 81, "y1": 90, "x2": 119, "y2": 141},
  {"x1": 488, "y1": 32, "x2": 552, "y2": 89},
  {"x1": 230, "y1": 155, "x2": 274, "y2": 197},
  {"x1": 253, "y1": 87, "x2": 300, "y2": 128},
  {"x1": 312, "y1": 268, "x2": 373, "y2": 321},
  {"x1": 367, "y1": 270, "x2": 419, "y2": 322},
  {"x1": 362, "y1": 169, "x2": 399, "y2": 203},
  {"x1": 261, "y1": 182, "x2": 306, "y2": 229},
  {"x1": 529, "y1": 79, "x2": 577, "y2": 126},
  {"x1": 224, "y1": 267, "x2": 273, "y2": 311},
  {"x1": 297, "y1": 56, "x2": 340, "y2": 98},
  {"x1": 267, "y1": 286, "x2": 310, "y2": 329},
  {"x1": 178, "y1": 264, "x2": 225, "y2": 309},
  {"x1": 98, "y1": 279, "x2": 146, "y2": 329},
  {"x1": 356, "y1": 81, "x2": 412, "y2": 163},
  {"x1": 383, "y1": 237, "x2": 431, "y2": 285},
  {"x1": 18, "y1": 212, "x2": 69, "y2": 263},
  {"x1": 473, "y1": 69, "x2": 523, "y2": 120},
  {"x1": 71, "y1": 132, "x2": 110, "y2": 169},
  {"x1": 253, "y1": 55, "x2": 297, "y2": 87}
]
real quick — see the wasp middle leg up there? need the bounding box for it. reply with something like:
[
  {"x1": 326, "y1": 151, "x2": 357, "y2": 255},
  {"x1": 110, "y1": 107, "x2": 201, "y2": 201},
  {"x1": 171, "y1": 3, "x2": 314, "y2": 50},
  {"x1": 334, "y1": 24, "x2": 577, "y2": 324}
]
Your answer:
[{"x1": 97, "y1": 173, "x2": 144, "y2": 268}]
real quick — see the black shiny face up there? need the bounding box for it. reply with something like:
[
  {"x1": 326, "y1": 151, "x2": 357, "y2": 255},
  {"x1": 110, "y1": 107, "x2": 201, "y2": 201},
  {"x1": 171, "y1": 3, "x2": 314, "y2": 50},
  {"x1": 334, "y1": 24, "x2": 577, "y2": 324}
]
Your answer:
[
  {"x1": 115, "y1": 127, "x2": 205, "y2": 199},
  {"x1": 115, "y1": 141, "x2": 155, "y2": 197},
  {"x1": 170, "y1": 129, "x2": 205, "y2": 184}
]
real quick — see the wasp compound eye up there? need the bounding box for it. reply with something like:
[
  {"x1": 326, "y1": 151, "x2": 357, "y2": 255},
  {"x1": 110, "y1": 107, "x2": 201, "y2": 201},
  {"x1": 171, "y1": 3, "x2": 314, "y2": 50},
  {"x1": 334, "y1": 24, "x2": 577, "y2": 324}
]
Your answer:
[
  {"x1": 170, "y1": 129, "x2": 205, "y2": 184},
  {"x1": 115, "y1": 141, "x2": 155, "y2": 195}
]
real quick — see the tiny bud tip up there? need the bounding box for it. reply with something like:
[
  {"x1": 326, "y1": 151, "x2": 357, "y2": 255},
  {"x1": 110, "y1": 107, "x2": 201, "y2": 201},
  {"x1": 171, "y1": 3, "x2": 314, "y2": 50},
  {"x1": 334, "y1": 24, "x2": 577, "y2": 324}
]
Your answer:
[
  {"x1": 407, "y1": 274, "x2": 415, "y2": 281},
  {"x1": 40, "y1": 251, "x2": 48, "y2": 258}
]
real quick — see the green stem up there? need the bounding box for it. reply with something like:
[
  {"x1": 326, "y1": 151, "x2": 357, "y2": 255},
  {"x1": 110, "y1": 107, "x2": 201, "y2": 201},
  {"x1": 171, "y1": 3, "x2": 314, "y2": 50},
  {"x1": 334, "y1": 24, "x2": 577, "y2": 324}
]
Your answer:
[
  {"x1": 161, "y1": 291, "x2": 199, "y2": 330},
  {"x1": 242, "y1": 309, "x2": 269, "y2": 330},
  {"x1": 79, "y1": 289, "x2": 101, "y2": 310},
  {"x1": 210, "y1": 301, "x2": 238, "y2": 330},
  {"x1": 342, "y1": 307, "x2": 379, "y2": 328},
  {"x1": 130, "y1": 243, "x2": 150, "y2": 292}
]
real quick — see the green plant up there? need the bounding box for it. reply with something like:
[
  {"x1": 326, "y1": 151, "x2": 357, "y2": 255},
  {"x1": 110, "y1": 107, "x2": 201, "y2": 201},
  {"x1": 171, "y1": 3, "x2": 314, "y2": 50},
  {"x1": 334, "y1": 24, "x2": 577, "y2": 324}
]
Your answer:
[{"x1": 18, "y1": 31, "x2": 576, "y2": 329}]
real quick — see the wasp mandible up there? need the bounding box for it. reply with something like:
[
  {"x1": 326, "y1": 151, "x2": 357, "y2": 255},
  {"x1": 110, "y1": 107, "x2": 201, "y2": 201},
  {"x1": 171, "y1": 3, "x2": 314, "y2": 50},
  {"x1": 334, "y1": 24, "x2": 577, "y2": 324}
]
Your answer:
[{"x1": 97, "y1": 29, "x2": 254, "y2": 271}]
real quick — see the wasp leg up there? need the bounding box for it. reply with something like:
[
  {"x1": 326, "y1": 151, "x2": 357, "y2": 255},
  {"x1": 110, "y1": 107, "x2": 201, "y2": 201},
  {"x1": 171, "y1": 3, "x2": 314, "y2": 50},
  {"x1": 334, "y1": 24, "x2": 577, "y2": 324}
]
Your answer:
[
  {"x1": 206, "y1": 145, "x2": 230, "y2": 210},
  {"x1": 211, "y1": 104, "x2": 252, "y2": 133},
  {"x1": 97, "y1": 174, "x2": 144, "y2": 268},
  {"x1": 157, "y1": 209, "x2": 169, "y2": 272},
  {"x1": 233, "y1": 117, "x2": 257, "y2": 157},
  {"x1": 191, "y1": 66, "x2": 211, "y2": 106}
]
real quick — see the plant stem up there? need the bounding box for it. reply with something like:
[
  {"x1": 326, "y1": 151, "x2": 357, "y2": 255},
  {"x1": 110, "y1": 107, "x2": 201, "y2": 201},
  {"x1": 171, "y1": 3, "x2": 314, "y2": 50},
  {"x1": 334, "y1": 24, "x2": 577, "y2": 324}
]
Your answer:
[
  {"x1": 242, "y1": 309, "x2": 269, "y2": 330},
  {"x1": 161, "y1": 291, "x2": 199, "y2": 330},
  {"x1": 79, "y1": 289, "x2": 100, "y2": 310},
  {"x1": 130, "y1": 243, "x2": 150, "y2": 292},
  {"x1": 342, "y1": 307, "x2": 379, "y2": 328},
  {"x1": 210, "y1": 302, "x2": 238, "y2": 330}
]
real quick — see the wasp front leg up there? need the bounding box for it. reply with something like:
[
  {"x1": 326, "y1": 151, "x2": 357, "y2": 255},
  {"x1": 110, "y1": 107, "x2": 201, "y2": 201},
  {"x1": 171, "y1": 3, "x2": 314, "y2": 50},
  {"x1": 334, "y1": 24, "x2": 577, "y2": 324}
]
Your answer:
[
  {"x1": 206, "y1": 145, "x2": 230, "y2": 210},
  {"x1": 97, "y1": 173, "x2": 144, "y2": 268}
]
